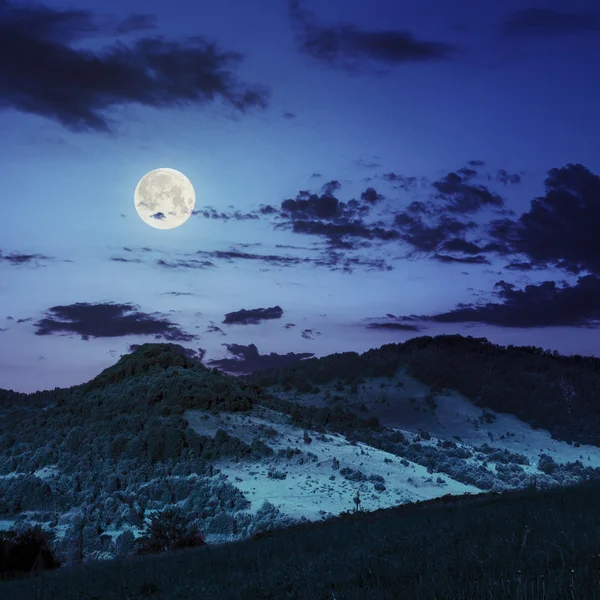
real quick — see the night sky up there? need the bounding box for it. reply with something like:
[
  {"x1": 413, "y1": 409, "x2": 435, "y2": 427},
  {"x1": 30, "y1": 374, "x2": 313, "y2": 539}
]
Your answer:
[{"x1": 1, "y1": 0, "x2": 599, "y2": 393}]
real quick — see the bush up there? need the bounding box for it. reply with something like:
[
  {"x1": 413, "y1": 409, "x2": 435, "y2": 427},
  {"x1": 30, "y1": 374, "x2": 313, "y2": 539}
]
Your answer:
[{"x1": 0, "y1": 526, "x2": 60, "y2": 580}]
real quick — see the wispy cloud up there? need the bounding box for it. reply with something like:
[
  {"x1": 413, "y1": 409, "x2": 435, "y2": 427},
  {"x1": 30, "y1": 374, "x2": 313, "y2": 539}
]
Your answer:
[{"x1": 289, "y1": 0, "x2": 455, "y2": 73}]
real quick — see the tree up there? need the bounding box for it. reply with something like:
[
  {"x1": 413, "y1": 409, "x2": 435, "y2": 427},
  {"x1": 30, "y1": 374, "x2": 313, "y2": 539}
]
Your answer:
[{"x1": 136, "y1": 508, "x2": 205, "y2": 555}]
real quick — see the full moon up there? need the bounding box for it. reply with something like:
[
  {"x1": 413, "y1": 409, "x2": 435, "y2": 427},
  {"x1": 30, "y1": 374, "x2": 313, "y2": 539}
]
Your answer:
[{"x1": 134, "y1": 168, "x2": 196, "y2": 230}]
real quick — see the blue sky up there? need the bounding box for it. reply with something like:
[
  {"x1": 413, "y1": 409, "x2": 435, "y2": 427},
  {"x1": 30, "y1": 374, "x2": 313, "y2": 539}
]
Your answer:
[{"x1": 1, "y1": 0, "x2": 599, "y2": 392}]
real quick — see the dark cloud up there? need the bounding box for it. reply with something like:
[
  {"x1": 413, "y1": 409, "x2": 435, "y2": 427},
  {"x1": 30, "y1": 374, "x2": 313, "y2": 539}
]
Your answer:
[
  {"x1": 289, "y1": 0, "x2": 454, "y2": 73},
  {"x1": 413, "y1": 275, "x2": 600, "y2": 328},
  {"x1": 192, "y1": 207, "x2": 260, "y2": 221},
  {"x1": 34, "y1": 301, "x2": 196, "y2": 341},
  {"x1": 111, "y1": 256, "x2": 142, "y2": 263},
  {"x1": 259, "y1": 205, "x2": 278, "y2": 215},
  {"x1": 195, "y1": 249, "x2": 310, "y2": 268},
  {"x1": 432, "y1": 254, "x2": 490, "y2": 265},
  {"x1": 366, "y1": 322, "x2": 420, "y2": 331},
  {"x1": 488, "y1": 163, "x2": 600, "y2": 275},
  {"x1": 502, "y1": 8, "x2": 600, "y2": 36},
  {"x1": 276, "y1": 185, "x2": 398, "y2": 257},
  {"x1": 16, "y1": 318, "x2": 32, "y2": 323},
  {"x1": 504, "y1": 261, "x2": 535, "y2": 272},
  {"x1": 289, "y1": 219, "x2": 399, "y2": 242},
  {"x1": 282, "y1": 112, "x2": 296, "y2": 119},
  {"x1": 207, "y1": 342, "x2": 314, "y2": 373},
  {"x1": 440, "y1": 238, "x2": 482, "y2": 254},
  {"x1": 381, "y1": 173, "x2": 422, "y2": 191},
  {"x1": 283, "y1": 323, "x2": 296, "y2": 329},
  {"x1": 0, "y1": 251, "x2": 51, "y2": 265},
  {"x1": 313, "y1": 251, "x2": 393, "y2": 273},
  {"x1": 162, "y1": 291, "x2": 194, "y2": 297},
  {"x1": 310, "y1": 173, "x2": 322, "y2": 179},
  {"x1": 301, "y1": 328, "x2": 321, "y2": 339},
  {"x1": 206, "y1": 323, "x2": 226, "y2": 335},
  {"x1": 150, "y1": 212, "x2": 166, "y2": 221},
  {"x1": 456, "y1": 167, "x2": 478, "y2": 181},
  {"x1": 468, "y1": 160, "x2": 486, "y2": 167},
  {"x1": 0, "y1": 1, "x2": 269, "y2": 132},
  {"x1": 394, "y1": 213, "x2": 477, "y2": 252},
  {"x1": 281, "y1": 188, "x2": 345, "y2": 220},
  {"x1": 322, "y1": 180, "x2": 342, "y2": 195},
  {"x1": 361, "y1": 187, "x2": 384, "y2": 204},
  {"x1": 496, "y1": 169, "x2": 522, "y2": 185},
  {"x1": 432, "y1": 170, "x2": 504, "y2": 213},
  {"x1": 223, "y1": 306, "x2": 284, "y2": 325},
  {"x1": 156, "y1": 259, "x2": 215, "y2": 269}
]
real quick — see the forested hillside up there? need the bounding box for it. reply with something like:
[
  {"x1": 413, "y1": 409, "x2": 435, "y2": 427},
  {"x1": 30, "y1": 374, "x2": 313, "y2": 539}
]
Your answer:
[{"x1": 245, "y1": 334, "x2": 600, "y2": 446}]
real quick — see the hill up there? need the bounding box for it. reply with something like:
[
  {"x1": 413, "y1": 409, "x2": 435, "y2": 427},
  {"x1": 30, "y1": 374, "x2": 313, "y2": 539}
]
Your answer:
[
  {"x1": 244, "y1": 334, "x2": 600, "y2": 446},
  {"x1": 2, "y1": 335, "x2": 600, "y2": 594}
]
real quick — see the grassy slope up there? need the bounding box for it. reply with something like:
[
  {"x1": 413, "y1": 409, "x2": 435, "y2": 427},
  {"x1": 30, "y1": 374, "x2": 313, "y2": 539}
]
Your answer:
[{"x1": 2, "y1": 479, "x2": 600, "y2": 599}]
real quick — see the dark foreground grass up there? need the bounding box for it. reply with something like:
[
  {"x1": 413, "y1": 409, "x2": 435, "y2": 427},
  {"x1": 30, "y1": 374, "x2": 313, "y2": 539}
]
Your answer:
[{"x1": 2, "y1": 481, "x2": 600, "y2": 599}]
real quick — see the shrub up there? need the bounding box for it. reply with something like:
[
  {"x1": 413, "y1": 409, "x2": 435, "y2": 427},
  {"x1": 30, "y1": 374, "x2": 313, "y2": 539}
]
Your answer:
[{"x1": 0, "y1": 526, "x2": 60, "y2": 580}]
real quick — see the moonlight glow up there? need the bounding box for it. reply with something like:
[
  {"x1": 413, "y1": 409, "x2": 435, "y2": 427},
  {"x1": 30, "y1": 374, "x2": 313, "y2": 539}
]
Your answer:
[{"x1": 134, "y1": 168, "x2": 196, "y2": 230}]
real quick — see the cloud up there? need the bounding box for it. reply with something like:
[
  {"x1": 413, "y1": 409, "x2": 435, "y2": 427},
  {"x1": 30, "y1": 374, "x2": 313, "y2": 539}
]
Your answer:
[
  {"x1": 301, "y1": 328, "x2": 321, "y2": 339},
  {"x1": 34, "y1": 301, "x2": 197, "y2": 340},
  {"x1": 289, "y1": 0, "x2": 454, "y2": 73},
  {"x1": 0, "y1": 1, "x2": 269, "y2": 132},
  {"x1": 496, "y1": 169, "x2": 522, "y2": 185},
  {"x1": 156, "y1": 259, "x2": 215, "y2": 269},
  {"x1": 195, "y1": 249, "x2": 310, "y2": 268},
  {"x1": 0, "y1": 251, "x2": 52, "y2": 265},
  {"x1": 259, "y1": 205, "x2": 278, "y2": 215},
  {"x1": 504, "y1": 261, "x2": 535, "y2": 272},
  {"x1": 111, "y1": 256, "x2": 142, "y2": 263},
  {"x1": 162, "y1": 291, "x2": 194, "y2": 297},
  {"x1": 283, "y1": 323, "x2": 296, "y2": 329},
  {"x1": 411, "y1": 275, "x2": 600, "y2": 328},
  {"x1": 365, "y1": 322, "x2": 420, "y2": 331},
  {"x1": 393, "y1": 213, "x2": 477, "y2": 252},
  {"x1": 488, "y1": 163, "x2": 600, "y2": 275},
  {"x1": 282, "y1": 112, "x2": 296, "y2": 119},
  {"x1": 361, "y1": 187, "x2": 385, "y2": 204},
  {"x1": 432, "y1": 170, "x2": 505, "y2": 213},
  {"x1": 206, "y1": 323, "x2": 226, "y2": 335},
  {"x1": 502, "y1": 8, "x2": 600, "y2": 36},
  {"x1": 192, "y1": 207, "x2": 260, "y2": 221},
  {"x1": 354, "y1": 158, "x2": 381, "y2": 169},
  {"x1": 207, "y1": 342, "x2": 314, "y2": 373},
  {"x1": 278, "y1": 185, "x2": 393, "y2": 232},
  {"x1": 223, "y1": 306, "x2": 284, "y2": 325},
  {"x1": 440, "y1": 238, "x2": 482, "y2": 254},
  {"x1": 432, "y1": 254, "x2": 490, "y2": 265}
]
